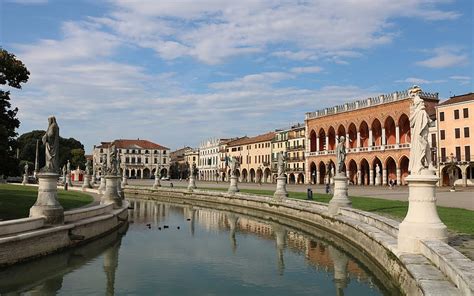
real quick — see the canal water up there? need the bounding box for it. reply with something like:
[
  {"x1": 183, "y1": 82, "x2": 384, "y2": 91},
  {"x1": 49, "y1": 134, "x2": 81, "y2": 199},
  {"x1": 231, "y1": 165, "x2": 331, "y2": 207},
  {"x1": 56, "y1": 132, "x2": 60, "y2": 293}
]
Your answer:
[{"x1": 0, "y1": 198, "x2": 399, "y2": 295}]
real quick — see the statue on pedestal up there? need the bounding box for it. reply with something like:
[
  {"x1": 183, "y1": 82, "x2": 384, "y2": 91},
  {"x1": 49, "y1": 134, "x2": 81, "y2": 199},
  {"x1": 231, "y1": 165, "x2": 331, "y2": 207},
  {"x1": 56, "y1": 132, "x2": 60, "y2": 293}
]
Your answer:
[
  {"x1": 336, "y1": 136, "x2": 346, "y2": 175},
  {"x1": 41, "y1": 116, "x2": 59, "y2": 173},
  {"x1": 228, "y1": 157, "x2": 240, "y2": 177},
  {"x1": 24, "y1": 163, "x2": 29, "y2": 175},
  {"x1": 277, "y1": 152, "x2": 286, "y2": 177},
  {"x1": 85, "y1": 159, "x2": 91, "y2": 175},
  {"x1": 408, "y1": 85, "x2": 433, "y2": 174},
  {"x1": 67, "y1": 160, "x2": 71, "y2": 174},
  {"x1": 101, "y1": 154, "x2": 107, "y2": 176},
  {"x1": 108, "y1": 146, "x2": 118, "y2": 175}
]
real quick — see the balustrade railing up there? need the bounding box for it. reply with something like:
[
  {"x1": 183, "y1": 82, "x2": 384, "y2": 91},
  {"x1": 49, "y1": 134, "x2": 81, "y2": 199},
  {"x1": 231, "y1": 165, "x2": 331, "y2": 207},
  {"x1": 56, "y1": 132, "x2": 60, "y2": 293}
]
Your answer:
[{"x1": 305, "y1": 143, "x2": 411, "y2": 157}]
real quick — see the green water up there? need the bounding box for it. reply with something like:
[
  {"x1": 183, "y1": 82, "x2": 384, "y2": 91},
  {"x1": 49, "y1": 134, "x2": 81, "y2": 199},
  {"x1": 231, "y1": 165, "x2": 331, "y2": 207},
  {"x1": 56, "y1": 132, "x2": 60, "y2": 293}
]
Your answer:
[{"x1": 0, "y1": 198, "x2": 399, "y2": 295}]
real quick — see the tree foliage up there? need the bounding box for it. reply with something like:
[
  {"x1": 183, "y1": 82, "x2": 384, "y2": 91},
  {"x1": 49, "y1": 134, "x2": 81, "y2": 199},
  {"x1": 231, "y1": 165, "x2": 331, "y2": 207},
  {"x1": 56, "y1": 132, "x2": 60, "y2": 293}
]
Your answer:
[{"x1": 0, "y1": 48, "x2": 30, "y2": 177}]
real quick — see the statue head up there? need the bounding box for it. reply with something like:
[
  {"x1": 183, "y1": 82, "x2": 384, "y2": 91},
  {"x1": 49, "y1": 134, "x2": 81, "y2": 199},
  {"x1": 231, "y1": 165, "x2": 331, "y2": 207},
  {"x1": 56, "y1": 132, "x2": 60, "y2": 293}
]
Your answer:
[
  {"x1": 409, "y1": 85, "x2": 422, "y2": 97},
  {"x1": 339, "y1": 136, "x2": 345, "y2": 143}
]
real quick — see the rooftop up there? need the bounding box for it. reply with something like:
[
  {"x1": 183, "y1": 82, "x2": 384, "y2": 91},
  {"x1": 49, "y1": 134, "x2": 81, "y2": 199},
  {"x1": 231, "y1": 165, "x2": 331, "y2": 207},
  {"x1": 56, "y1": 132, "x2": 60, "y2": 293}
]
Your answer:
[
  {"x1": 227, "y1": 132, "x2": 275, "y2": 146},
  {"x1": 438, "y1": 93, "x2": 474, "y2": 107},
  {"x1": 96, "y1": 139, "x2": 169, "y2": 150}
]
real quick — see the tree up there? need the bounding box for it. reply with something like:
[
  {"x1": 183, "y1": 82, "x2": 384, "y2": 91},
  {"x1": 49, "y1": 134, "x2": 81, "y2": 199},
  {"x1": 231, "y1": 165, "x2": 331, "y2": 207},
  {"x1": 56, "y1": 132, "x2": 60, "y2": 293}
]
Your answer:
[
  {"x1": 0, "y1": 48, "x2": 30, "y2": 177},
  {"x1": 17, "y1": 130, "x2": 85, "y2": 173}
]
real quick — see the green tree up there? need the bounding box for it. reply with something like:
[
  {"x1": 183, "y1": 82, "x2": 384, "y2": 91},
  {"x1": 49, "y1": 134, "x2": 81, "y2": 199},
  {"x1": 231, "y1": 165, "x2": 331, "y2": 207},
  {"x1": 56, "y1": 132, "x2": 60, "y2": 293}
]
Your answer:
[
  {"x1": 70, "y1": 148, "x2": 86, "y2": 170},
  {"x1": 0, "y1": 48, "x2": 30, "y2": 176}
]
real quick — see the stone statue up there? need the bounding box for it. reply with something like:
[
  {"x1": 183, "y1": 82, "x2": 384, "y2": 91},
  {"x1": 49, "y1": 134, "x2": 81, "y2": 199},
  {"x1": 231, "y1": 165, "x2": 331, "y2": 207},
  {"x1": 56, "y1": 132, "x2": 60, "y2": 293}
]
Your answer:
[
  {"x1": 192, "y1": 163, "x2": 197, "y2": 177},
  {"x1": 228, "y1": 156, "x2": 240, "y2": 177},
  {"x1": 67, "y1": 160, "x2": 71, "y2": 173},
  {"x1": 42, "y1": 116, "x2": 59, "y2": 173},
  {"x1": 24, "y1": 162, "x2": 29, "y2": 175},
  {"x1": 85, "y1": 159, "x2": 91, "y2": 175},
  {"x1": 108, "y1": 145, "x2": 118, "y2": 175},
  {"x1": 155, "y1": 163, "x2": 161, "y2": 178},
  {"x1": 408, "y1": 85, "x2": 433, "y2": 174},
  {"x1": 376, "y1": 164, "x2": 380, "y2": 176},
  {"x1": 331, "y1": 165, "x2": 335, "y2": 178},
  {"x1": 62, "y1": 165, "x2": 66, "y2": 175},
  {"x1": 101, "y1": 154, "x2": 107, "y2": 176},
  {"x1": 116, "y1": 151, "x2": 121, "y2": 176},
  {"x1": 277, "y1": 152, "x2": 286, "y2": 177},
  {"x1": 336, "y1": 136, "x2": 346, "y2": 174}
]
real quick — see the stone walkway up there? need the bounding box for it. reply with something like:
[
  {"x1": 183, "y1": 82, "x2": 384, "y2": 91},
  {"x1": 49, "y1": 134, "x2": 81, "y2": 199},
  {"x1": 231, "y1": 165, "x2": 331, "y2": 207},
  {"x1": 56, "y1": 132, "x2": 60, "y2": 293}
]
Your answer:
[{"x1": 127, "y1": 179, "x2": 474, "y2": 210}]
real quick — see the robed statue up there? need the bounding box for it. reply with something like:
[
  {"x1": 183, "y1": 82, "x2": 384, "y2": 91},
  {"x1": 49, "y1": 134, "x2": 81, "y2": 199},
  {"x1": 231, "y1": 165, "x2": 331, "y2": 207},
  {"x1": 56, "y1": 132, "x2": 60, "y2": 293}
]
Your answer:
[
  {"x1": 155, "y1": 163, "x2": 161, "y2": 178},
  {"x1": 42, "y1": 116, "x2": 59, "y2": 173},
  {"x1": 85, "y1": 159, "x2": 91, "y2": 175},
  {"x1": 228, "y1": 156, "x2": 240, "y2": 177},
  {"x1": 277, "y1": 152, "x2": 286, "y2": 177},
  {"x1": 101, "y1": 154, "x2": 107, "y2": 175},
  {"x1": 108, "y1": 145, "x2": 118, "y2": 175},
  {"x1": 24, "y1": 162, "x2": 29, "y2": 175},
  {"x1": 336, "y1": 136, "x2": 346, "y2": 174},
  {"x1": 408, "y1": 85, "x2": 433, "y2": 174}
]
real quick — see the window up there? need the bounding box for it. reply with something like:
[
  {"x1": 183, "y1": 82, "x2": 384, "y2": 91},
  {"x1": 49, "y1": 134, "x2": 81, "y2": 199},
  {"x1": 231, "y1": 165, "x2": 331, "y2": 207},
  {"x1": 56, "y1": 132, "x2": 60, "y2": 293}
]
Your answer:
[
  {"x1": 455, "y1": 128, "x2": 460, "y2": 138},
  {"x1": 431, "y1": 134, "x2": 437, "y2": 147},
  {"x1": 441, "y1": 148, "x2": 446, "y2": 162},
  {"x1": 465, "y1": 146, "x2": 471, "y2": 161},
  {"x1": 454, "y1": 109, "x2": 459, "y2": 119},
  {"x1": 464, "y1": 127, "x2": 470, "y2": 138},
  {"x1": 163, "y1": 150, "x2": 166, "y2": 155},
  {"x1": 463, "y1": 108, "x2": 469, "y2": 118},
  {"x1": 440, "y1": 130, "x2": 445, "y2": 140},
  {"x1": 439, "y1": 112, "x2": 444, "y2": 121},
  {"x1": 455, "y1": 146, "x2": 461, "y2": 161}
]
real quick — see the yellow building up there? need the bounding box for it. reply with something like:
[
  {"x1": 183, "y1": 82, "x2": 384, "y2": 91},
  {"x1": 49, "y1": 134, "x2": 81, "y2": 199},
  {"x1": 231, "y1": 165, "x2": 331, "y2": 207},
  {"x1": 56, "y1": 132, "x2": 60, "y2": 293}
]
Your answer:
[
  {"x1": 225, "y1": 132, "x2": 274, "y2": 183},
  {"x1": 436, "y1": 93, "x2": 474, "y2": 186}
]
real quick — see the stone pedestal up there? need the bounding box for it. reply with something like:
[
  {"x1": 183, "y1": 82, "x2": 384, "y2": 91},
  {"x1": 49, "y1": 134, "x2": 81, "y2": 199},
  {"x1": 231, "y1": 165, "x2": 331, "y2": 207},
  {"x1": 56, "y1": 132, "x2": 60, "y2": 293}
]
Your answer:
[
  {"x1": 101, "y1": 175, "x2": 122, "y2": 208},
  {"x1": 273, "y1": 176, "x2": 289, "y2": 200},
  {"x1": 122, "y1": 175, "x2": 128, "y2": 186},
  {"x1": 22, "y1": 174, "x2": 28, "y2": 185},
  {"x1": 227, "y1": 176, "x2": 239, "y2": 194},
  {"x1": 29, "y1": 172, "x2": 64, "y2": 224},
  {"x1": 375, "y1": 174, "x2": 381, "y2": 186},
  {"x1": 398, "y1": 170, "x2": 448, "y2": 253},
  {"x1": 117, "y1": 177, "x2": 124, "y2": 199},
  {"x1": 67, "y1": 173, "x2": 73, "y2": 187},
  {"x1": 98, "y1": 177, "x2": 106, "y2": 194},
  {"x1": 328, "y1": 174, "x2": 352, "y2": 215},
  {"x1": 82, "y1": 174, "x2": 93, "y2": 190},
  {"x1": 187, "y1": 176, "x2": 196, "y2": 191},
  {"x1": 152, "y1": 177, "x2": 161, "y2": 189}
]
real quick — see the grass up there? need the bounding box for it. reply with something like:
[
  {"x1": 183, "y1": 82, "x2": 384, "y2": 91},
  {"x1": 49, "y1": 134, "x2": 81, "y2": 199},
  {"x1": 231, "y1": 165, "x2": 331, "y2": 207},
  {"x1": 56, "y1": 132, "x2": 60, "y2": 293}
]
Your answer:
[
  {"x1": 191, "y1": 186, "x2": 474, "y2": 235},
  {"x1": 0, "y1": 184, "x2": 94, "y2": 221}
]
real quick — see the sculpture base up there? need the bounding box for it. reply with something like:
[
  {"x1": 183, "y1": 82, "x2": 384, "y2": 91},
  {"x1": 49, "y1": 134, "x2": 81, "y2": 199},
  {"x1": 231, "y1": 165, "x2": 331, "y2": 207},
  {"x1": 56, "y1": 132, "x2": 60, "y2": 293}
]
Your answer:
[
  {"x1": 98, "y1": 177, "x2": 106, "y2": 194},
  {"x1": 152, "y1": 178, "x2": 161, "y2": 189},
  {"x1": 328, "y1": 174, "x2": 352, "y2": 215},
  {"x1": 29, "y1": 172, "x2": 64, "y2": 224},
  {"x1": 122, "y1": 176, "x2": 128, "y2": 186},
  {"x1": 398, "y1": 170, "x2": 447, "y2": 253},
  {"x1": 273, "y1": 176, "x2": 288, "y2": 200},
  {"x1": 22, "y1": 174, "x2": 28, "y2": 185},
  {"x1": 228, "y1": 176, "x2": 239, "y2": 194},
  {"x1": 101, "y1": 175, "x2": 122, "y2": 208},
  {"x1": 117, "y1": 177, "x2": 124, "y2": 199},
  {"x1": 82, "y1": 174, "x2": 93, "y2": 190}
]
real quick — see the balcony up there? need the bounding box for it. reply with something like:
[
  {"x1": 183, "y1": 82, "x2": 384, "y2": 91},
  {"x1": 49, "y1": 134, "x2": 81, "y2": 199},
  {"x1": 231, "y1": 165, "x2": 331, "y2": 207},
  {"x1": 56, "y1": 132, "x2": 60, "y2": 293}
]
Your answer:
[
  {"x1": 287, "y1": 157, "x2": 305, "y2": 162},
  {"x1": 287, "y1": 145, "x2": 305, "y2": 151},
  {"x1": 305, "y1": 143, "x2": 410, "y2": 157}
]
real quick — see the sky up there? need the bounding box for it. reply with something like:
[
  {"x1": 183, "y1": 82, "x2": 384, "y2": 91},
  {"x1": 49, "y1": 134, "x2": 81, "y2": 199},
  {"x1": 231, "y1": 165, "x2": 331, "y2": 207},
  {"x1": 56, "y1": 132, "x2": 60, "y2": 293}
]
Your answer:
[{"x1": 1, "y1": 0, "x2": 472, "y2": 153}]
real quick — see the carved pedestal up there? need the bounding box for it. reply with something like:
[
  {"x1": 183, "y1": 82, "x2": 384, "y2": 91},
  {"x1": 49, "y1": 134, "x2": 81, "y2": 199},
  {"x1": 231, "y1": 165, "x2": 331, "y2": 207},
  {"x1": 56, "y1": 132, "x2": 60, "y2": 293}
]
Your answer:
[
  {"x1": 101, "y1": 175, "x2": 122, "y2": 208},
  {"x1": 328, "y1": 174, "x2": 352, "y2": 215},
  {"x1": 29, "y1": 172, "x2": 64, "y2": 224},
  {"x1": 82, "y1": 174, "x2": 93, "y2": 190},
  {"x1": 187, "y1": 175, "x2": 196, "y2": 191},
  {"x1": 22, "y1": 174, "x2": 28, "y2": 185},
  {"x1": 398, "y1": 170, "x2": 447, "y2": 253},
  {"x1": 273, "y1": 176, "x2": 289, "y2": 200},
  {"x1": 98, "y1": 177, "x2": 106, "y2": 194},
  {"x1": 152, "y1": 176, "x2": 161, "y2": 189},
  {"x1": 117, "y1": 177, "x2": 124, "y2": 199},
  {"x1": 228, "y1": 176, "x2": 239, "y2": 194}
]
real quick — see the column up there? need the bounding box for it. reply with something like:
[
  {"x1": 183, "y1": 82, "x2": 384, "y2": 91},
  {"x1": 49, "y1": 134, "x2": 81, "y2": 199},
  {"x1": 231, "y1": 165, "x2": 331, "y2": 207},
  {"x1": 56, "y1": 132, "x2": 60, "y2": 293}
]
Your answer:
[
  {"x1": 368, "y1": 129, "x2": 373, "y2": 148},
  {"x1": 316, "y1": 170, "x2": 320, "y2": 184},
  {"x1": 382, "y1": 169, "x2": 387, "y2": 186},
  {"x1": 357, "y1": 170, "x2": 362, "y2": 185},
  {"x1": 369, "y1": 168, "x2": 374, "y2": 185},
  {"x1": 396, "y1": 168, "x2": 401, "y2": 185},
  {"x1": 325, "y1": 136, "x2": 329, "y2": 151},
  {"x1": 462, "y1": 166, "x2": 467, "y2": 187},
  {"x1": 356, "y1": 132, "x2": 361, "y2": 150},
  {"x1": 345, "y1": 133, "x2": 350, "y2": 149},
  {"x1": 395, "y1": 126, "x2": 400, "y2": 146},
  {"x1": 381, "y1": 128, "x2": 386, "y2": 147},
  {"x1": 316, "y1": 137, "x2": 320, "y2": 151}
]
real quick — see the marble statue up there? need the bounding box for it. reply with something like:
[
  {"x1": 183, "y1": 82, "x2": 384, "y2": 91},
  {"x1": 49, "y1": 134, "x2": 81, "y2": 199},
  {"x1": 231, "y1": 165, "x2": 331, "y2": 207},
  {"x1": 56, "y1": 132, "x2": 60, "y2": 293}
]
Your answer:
[
  {"x1": 67, "y1": 160, "x2": 71, "y2": 173},
  {"x1": 155, "y1": 163, "x2": 161, "y2": 178},
  {"x1": 101, "y1": 154, "x2": 107, "y2": 175},
  {"x1": 336, "y1": 136, "x2": 346, "y2": 174},
  {"x1": 229, "y1": 157, "x2": 240, "y2": 177},
  {"x1": 277, "y1": 152, "x2": 286, "y2": 177},
  {"x1": 108, "y1": 145, "x2": 118, "y2": 175},
  {"x1": 376, "y1": 164, "x2": 380, "y2": 176},
  {"x1": 24, "y1": 162, "x2": 29, "y2": 175},
  {"x1": 42, "y1": 116, "x2": 59, "y2": 173},
  {"x1": 62, "y1": 165, "x2": 66, "y2": 176},
  {"x1": 408, "y1": 85, "x2": 433, "y2": 174},
  {"x1": 85, "y1": 159, "x2": 91, "y2": 175},
  {"x1": 116, "y1": 151, "x2": 121, "y2": 176},
  {"x1": 331, "y1": 165, "x2": 335, "y2": 178}
]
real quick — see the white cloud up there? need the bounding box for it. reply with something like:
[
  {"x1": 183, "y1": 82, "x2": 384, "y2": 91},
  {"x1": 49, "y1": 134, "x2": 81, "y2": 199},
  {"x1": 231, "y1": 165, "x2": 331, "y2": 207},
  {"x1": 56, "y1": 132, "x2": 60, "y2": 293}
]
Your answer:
[
  {"x1": 395, "y1": 77, "x2": 446, "y2": 84},
  {"x1": 416, "y1": 47, "x2": 469, "y2": 68},
  {"x1": 290, "y1": 66, "x2": 323, "y2": 74},
  {"x1": 450, "y1": 75, "x2": 471, "y2": 85}
]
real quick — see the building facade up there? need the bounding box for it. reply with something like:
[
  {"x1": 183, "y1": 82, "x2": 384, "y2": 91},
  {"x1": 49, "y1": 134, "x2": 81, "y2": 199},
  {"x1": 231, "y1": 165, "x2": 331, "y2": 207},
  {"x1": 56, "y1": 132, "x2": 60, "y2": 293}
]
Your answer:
[
  {"x1": 305, "y1": 89, "x2": 439, "y2": 186},
  {"x1": 436, "y1": 93, "x2": 474, "y2": 186},
  {"x1": 184, "y1": 148, "x2": 199, "y2": 171},
  {"x1": 285, "y1": 123, "x2": 306, "y2": 184},
  {"x1": 198, "y1": 138, "x2": 235, "y2": 181},
  {"x1": 170, "y1": 146, "x2": 192, "y2": 179},
  {"x1": 225, "y1": 132, "x2": 274, "y2": 183},
  {"x1": 93, "y1": 139, "x2": 170, "y2": 179}
]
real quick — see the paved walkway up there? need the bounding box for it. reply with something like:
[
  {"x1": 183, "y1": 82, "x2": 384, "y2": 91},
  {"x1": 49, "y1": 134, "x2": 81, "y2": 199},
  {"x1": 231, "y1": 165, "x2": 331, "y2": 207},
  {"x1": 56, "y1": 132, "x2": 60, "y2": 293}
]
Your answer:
[{"x1": 128, "y1": 179, "x2": 474, "y2": 210}]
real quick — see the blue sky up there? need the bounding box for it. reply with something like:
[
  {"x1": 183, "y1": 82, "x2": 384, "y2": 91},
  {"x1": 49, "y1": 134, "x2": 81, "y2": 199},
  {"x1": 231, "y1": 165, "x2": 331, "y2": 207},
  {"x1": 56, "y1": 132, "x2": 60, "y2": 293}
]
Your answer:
[{"x1": 1, "y1": 0, "x2": 472, "y2": 153}]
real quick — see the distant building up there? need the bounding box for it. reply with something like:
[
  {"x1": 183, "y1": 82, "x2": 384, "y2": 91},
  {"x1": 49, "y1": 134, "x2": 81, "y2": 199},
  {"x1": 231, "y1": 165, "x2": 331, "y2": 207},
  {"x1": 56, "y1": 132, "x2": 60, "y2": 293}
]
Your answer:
[
  {"x1": 436, "y1": 93, "x2": 474, "y2": 186},
  {"x1": 305, "y1": 88, "x2": 439, "y2": 186},
  {"x1": 198, "y1": 138, "x2": 239, "y2": 181},
  {"x1": 170, "y1": 146, "x2": 192, "y2": 179},
  {"x1": 184, "y1": 148, "x2": 199, "y2": 174},
  {"x1": 93, "y1": 139, "x2": 170, "y2": 179}
]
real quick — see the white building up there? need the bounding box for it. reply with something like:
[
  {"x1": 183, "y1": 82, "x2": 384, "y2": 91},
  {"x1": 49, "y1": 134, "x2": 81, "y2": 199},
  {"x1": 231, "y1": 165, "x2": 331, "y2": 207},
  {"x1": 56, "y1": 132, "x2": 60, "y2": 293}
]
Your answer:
[
  {"x1": 198, "y1": 138, "x2": 220, "y2": 181},
  {"x1": 93, "y1": 139, "x2": 170, "y2": 179}
]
